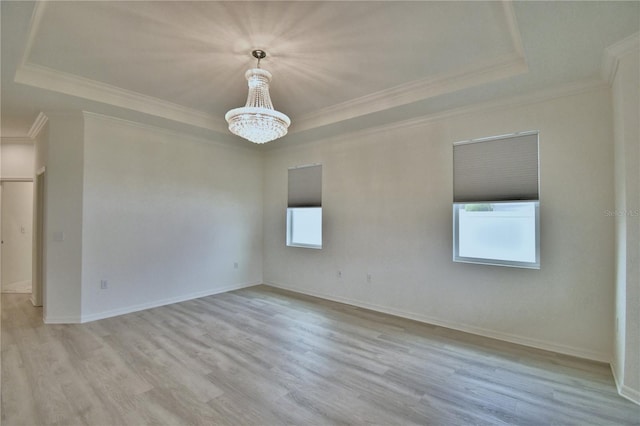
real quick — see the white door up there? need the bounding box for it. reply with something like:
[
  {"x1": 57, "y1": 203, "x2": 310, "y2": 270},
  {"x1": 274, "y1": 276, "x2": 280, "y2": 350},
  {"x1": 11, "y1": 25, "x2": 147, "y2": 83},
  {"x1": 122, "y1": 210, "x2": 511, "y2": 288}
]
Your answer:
[{"x1": 1, "y1": 181, "x2": 34, "y2": 293}]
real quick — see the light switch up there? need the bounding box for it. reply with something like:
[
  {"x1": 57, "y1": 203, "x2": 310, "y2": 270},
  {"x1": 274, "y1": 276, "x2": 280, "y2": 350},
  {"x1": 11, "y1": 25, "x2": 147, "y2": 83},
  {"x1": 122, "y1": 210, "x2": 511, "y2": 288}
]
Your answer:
[
  {"x1": 53, "y1": 231, "x2": 65, "y2": 242},
  {"x1": 21, "y1": 226, "x2": 25, "y2": 234}
]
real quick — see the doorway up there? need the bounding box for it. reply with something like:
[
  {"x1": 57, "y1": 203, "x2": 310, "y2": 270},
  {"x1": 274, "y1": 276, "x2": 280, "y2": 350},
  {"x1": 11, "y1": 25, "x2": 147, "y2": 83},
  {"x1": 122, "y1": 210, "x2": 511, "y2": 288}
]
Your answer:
[{"x1": 1, "y1": 180, "x2": 34, "y2": 294}]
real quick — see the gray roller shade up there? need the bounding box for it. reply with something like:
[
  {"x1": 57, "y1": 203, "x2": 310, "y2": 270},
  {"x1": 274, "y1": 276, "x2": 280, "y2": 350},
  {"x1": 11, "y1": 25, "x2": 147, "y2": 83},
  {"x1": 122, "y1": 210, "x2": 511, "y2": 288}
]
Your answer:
[
  {"x1": 288, "y1": 164, "x2": 322, "y2": 207},
  {"x1": 453, "y1": 133, "x2": 539, "y2": 202}
]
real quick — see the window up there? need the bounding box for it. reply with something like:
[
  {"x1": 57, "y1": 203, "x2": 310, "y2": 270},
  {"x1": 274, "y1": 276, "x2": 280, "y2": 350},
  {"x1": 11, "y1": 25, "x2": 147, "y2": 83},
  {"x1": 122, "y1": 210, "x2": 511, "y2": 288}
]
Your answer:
[
  {"x1": 287, "y1": 207, "x2": 322, "y2": 248},
  {"x1": 453, "y1": 132, "x2": 540, "y2": 268},
  {"x1": 287, "y1": 164, "x2": 322, "y2": 249},
  {"x1": 453, "y1": 201, "x2": 540, "y2": 268}
]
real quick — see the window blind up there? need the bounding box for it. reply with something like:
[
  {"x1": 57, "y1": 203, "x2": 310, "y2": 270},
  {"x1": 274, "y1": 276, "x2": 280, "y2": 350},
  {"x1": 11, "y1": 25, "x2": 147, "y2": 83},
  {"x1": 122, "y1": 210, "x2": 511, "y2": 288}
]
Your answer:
[
  {"x1": 288, "y1": 164, "x2": 322, "y2": 207},
  {"x1": 453, "y1": 133, "x2": 539, "y2": 202}
]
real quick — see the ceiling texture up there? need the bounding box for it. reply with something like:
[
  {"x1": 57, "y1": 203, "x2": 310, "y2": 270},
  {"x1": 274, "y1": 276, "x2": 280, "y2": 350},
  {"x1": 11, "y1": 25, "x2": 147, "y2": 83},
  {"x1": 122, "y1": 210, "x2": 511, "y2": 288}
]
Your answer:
[{"x1": 1, "y1": 1, "x2": 639, "y2": 148}]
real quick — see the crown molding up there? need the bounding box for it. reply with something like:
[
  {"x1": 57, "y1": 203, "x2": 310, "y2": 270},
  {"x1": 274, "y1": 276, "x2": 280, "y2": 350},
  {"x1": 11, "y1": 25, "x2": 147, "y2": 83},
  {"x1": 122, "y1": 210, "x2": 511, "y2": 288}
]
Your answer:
[
  {"x1": 16, "y1": 1, "x2": 228, "y2": 134},
  {"x1": 290, "y1": 2, "x2": 527, "y2": 134},
  {"x1": 17, "y1": 0, "x2": 527, "y2": 138},
  {"x1": 0, "y1": 137, "x2": 33, "y2": 145},
  {"x1": 14, "y1": 63, "x2": 229, "y2": 134},
  {"x1": 266, "y1": 78, "x2": 606, "y2": 154},
  {"x1": 81, "y1": 111, "x2": 259, "y2": 154},
  {"x1": 602, "y1": 32, "x2": 640, "y2": 85},
  {"x1": 291, "y1": 54, "x2": 528, "y2": 134},
  {"x1": 27, "y1": 112, "x2": 48, "y2": 139},
  {"x1": 15, "y1": 54, "x2": 526, "y2": 140}
]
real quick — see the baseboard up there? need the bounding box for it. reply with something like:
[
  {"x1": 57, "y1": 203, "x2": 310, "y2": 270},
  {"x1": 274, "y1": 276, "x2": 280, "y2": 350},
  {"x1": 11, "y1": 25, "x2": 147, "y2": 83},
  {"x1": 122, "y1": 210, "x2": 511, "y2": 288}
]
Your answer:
[
  {"x1": 612, "y1": 364, "x2": 640, "y2": 406},
  {"x1": 264, "y1": 281, "x2": 610, "y2": 363},
  {"x1": 620, "y1": 385, "x2": 640, "y2": 406},
  {"x1": 79, "y1": 281, "x2": 261, "y2": 323},
  {"x1": 44, "y1": 315, "x2": 82, "y2": 324},
  {"x1": 1, "y1": 279, "x2": 32, "y2": 294}
]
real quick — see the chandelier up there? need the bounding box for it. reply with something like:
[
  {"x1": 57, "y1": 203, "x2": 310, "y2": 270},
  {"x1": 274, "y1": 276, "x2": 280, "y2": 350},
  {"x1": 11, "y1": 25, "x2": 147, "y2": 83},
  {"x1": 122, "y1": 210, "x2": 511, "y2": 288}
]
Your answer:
[{"x1": 225, "y1": 50, "x2": 291, "y2": 144}]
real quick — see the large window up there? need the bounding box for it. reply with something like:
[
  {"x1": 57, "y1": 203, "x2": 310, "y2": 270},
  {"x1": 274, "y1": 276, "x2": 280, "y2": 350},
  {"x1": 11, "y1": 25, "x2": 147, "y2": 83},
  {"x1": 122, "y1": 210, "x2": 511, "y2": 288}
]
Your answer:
[
  {"x1": 453, "y1": 132, "x2": 540, "y2": 268},
  {"x1": 287, "y1": 164, "x2": 322, "y2": 249}
]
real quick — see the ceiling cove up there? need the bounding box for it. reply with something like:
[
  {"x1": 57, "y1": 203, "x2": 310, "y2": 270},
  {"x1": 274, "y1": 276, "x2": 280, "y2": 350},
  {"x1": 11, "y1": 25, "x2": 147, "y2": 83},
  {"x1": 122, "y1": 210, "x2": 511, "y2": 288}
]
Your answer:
[{"x1": 13, "y1": 1, "x2": 527, "y2": 137}]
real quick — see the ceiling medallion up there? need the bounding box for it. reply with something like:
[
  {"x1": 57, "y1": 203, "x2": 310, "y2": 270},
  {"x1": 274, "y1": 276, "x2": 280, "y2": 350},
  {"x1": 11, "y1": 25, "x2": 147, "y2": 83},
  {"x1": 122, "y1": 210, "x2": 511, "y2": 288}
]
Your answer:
[{"x1": 225, "y1": 50, "x2": 291, "y2": 144}]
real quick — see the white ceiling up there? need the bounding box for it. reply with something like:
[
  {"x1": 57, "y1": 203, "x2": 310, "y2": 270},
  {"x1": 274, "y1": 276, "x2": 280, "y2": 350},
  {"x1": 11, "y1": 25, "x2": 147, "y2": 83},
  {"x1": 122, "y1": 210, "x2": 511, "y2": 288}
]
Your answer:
[{"x1": 1, "y1": 1, "x2": 638, "y2": 146}]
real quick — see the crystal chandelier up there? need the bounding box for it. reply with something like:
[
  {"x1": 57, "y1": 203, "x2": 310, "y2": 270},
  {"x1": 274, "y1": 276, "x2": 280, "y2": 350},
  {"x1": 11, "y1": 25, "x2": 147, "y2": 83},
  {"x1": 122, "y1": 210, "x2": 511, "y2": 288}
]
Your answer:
[{"x1": 225, "y1": 50, "x2": 291, "y2": 144}]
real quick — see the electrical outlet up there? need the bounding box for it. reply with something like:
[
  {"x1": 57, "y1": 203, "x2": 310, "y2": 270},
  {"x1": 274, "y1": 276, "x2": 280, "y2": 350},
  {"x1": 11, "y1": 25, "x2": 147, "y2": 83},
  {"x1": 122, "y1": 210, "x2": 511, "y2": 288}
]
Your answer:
[
  {"x1": 366, "y1": 274, "x2": 372, "y2": 283},
  {"x1": 234, "y1": 262, "x2": 239, "y2": 269},
  {"x1": 100, "y1": 280, "x2": 108, "y2": 290}
]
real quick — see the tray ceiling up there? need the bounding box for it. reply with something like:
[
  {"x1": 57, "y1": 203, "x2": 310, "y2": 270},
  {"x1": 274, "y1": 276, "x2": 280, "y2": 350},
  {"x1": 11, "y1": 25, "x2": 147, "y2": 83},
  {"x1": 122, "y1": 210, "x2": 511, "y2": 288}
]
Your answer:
[{"x1": 1, "y1": 1, "x2": 638, "y2": 143}]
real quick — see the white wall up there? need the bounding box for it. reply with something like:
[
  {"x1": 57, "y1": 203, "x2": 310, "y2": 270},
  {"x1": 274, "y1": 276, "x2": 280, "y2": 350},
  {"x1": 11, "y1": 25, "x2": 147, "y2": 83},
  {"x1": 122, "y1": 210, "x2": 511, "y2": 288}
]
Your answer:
[
  {"x1": 612, "y1": 39, "x2": 640, "y2": 403},
  {"x1": 263, "y1": 86, "x2": 615, "y2": 362},
  {"x1": 43, "y1": 113, "x2": 85, "y2": 322},
  {"x1": 34, "y1": 127, "x2": 48, "y2": 174},
  {"x1": 79, "y1": 113, "x2": 263, "y2": 321},
  {"x1": 0, "y1": 143, "x2": 34, "y2": 179},
  {"x1": 31, "y1": 123, "x2": 48, "y2": 307}
]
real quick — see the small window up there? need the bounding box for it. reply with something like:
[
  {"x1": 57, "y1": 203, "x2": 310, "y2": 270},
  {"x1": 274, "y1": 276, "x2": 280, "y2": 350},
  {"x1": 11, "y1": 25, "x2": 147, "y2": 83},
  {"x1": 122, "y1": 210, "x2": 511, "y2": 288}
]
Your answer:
[
  {"x1": 453, "y1": 201, "x2": 540, "y2": 268},
  {"x1": 287, "y1": 164, "x2": 322, "y2": 249},
  {"x1": 287, "y1": 207, "x2": 322, "y2": 249},
  {"x1": 453, "y1": 132, "x2": 540, "y2": 268}
]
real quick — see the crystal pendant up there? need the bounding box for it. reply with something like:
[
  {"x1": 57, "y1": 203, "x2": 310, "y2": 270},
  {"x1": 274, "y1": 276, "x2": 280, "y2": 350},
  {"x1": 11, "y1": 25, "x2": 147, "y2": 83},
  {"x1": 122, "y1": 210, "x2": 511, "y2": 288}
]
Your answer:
[{"x1": 225, "y1": 68, "x2": 290, "y2": 144}]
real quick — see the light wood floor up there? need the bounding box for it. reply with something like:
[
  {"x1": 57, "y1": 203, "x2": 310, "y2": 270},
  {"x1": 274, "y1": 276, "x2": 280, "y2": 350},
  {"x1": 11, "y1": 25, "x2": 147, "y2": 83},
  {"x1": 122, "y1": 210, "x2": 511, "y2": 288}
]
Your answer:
[{"x1": 2, "y1": 285, "x2": 639, "y2": 425}]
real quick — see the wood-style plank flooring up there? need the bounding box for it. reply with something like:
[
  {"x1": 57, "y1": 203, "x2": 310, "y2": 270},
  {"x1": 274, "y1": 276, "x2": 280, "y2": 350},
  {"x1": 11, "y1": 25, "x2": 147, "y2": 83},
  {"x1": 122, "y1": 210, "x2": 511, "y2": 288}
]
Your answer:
[{"x1": 2, "y1": 285, "x2": 639, "y2": 425}]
